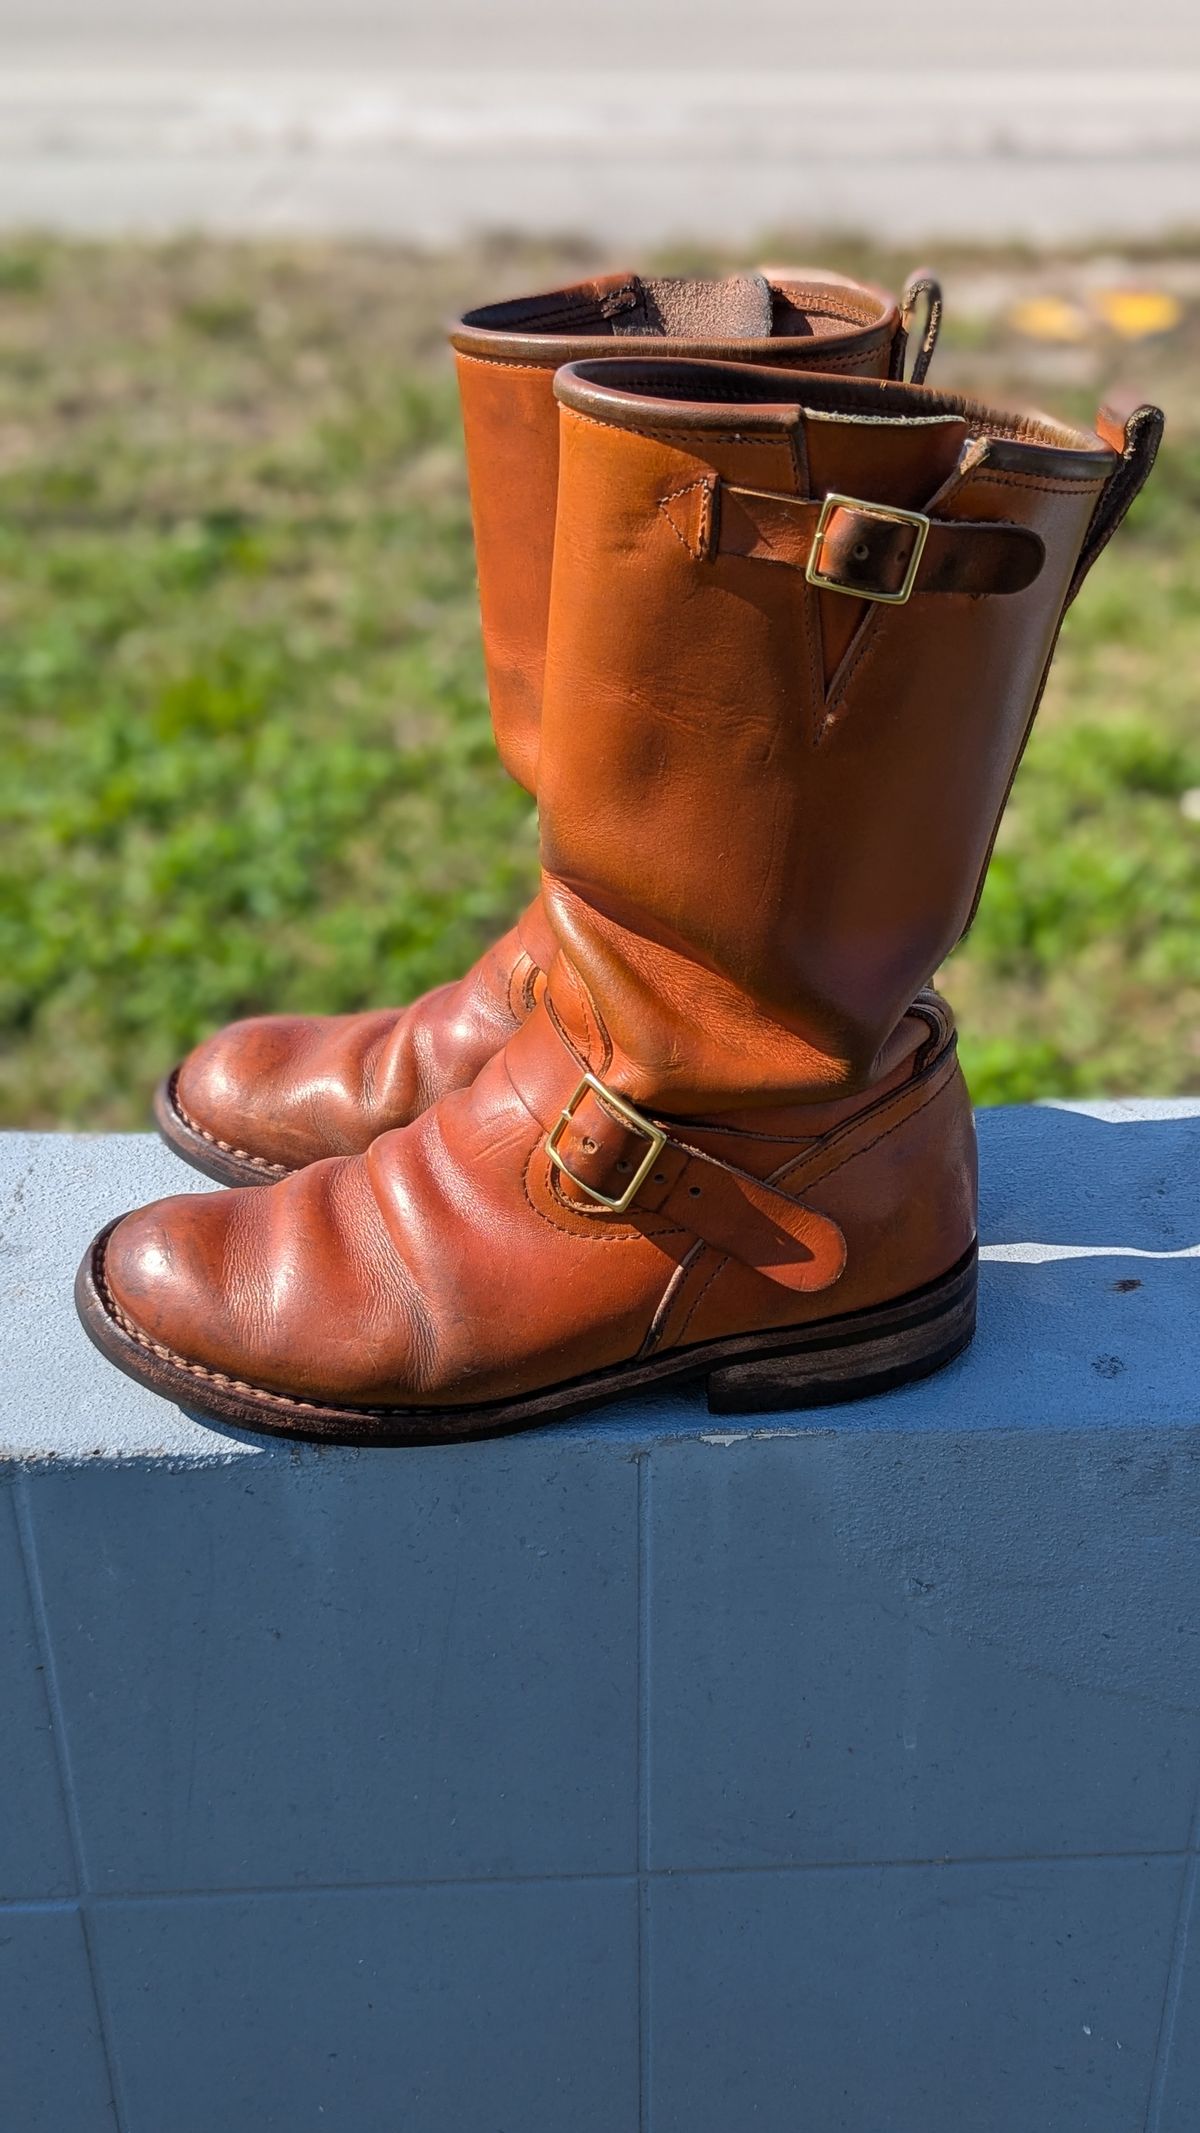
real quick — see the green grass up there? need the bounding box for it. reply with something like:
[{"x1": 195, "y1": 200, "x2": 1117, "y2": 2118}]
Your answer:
[{"x1": 1, "y1": 235, "x2": 1197, "y2": 1127}]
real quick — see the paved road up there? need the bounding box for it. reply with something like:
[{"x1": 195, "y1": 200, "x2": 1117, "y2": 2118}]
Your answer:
[{"x1": 2, "y1": 0, "x2": 1199, "y2": 240}]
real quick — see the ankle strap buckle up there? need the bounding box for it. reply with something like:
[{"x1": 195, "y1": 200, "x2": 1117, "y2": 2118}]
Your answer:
[
  {"x1": 545, "y1": 1074, "x2": 667, "y2": 1214},
  {"x1": 805, "y1": 492, "x2": 931, "y2": 605}
]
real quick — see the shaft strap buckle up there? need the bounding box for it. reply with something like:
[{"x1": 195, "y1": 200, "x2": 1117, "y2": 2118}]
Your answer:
[
  {"x1": 545, "y1": 1073, "x2": 667, "y2": 1214},
  {"x1": 805, "y1": 492, "x2": 931, "y2": 605}
]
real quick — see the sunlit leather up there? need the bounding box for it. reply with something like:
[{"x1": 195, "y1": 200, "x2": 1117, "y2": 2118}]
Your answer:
[
  {"x1": 170, "y1": 271, "x2": 911, "y2": 1175},
  {"x1": 100, "y1": 363, "x2": 1159, "y2": 1429}
]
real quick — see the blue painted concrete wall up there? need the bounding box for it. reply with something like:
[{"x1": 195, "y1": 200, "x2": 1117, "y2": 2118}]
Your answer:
[{"x1": 2, "y1": 1102, "x2": 1198, "y2": 2132}]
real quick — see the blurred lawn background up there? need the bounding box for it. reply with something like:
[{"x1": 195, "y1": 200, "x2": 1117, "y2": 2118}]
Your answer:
[{"x1": 1, "y1": 233, "x2": 1197, "y2": 1129}]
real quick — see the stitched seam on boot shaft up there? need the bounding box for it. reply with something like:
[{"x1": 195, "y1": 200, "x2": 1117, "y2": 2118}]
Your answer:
[
  {"x1": 771, "y1": 1049, "x2": 960, "y2": 1195},
  {"x1": 544, "y1": 965, "x2": 613, "y2": 1077},
  {"x1": 968, "y1": 467, "x2": 1107, "y2": 495},
  {"x1": 671, "y1": 1254, "x2": 730, "y2": 1346},
  {"x1": 563, "y1": 407, "x2": 801, "y2": 449},
  {"x1": 658, "y1": 478, "x2": 715, "y2": 560},
  {"x1": 506, "y1": 948, "x2": 537, "y2": 1022},
  {"x1": 566, "y1": 381, "x2": 1106, "y2": 457},
  {"x1": 823, "y1": 597, "x2": 890, "y2": 720},
  {"x1": 639, "y1": 1244, "x2": 707, "y2": 1357},
  {"x1": 820, "y1": 486, "x2": 1101, "y2": 723},
  {"x1": 454, "y1": 350, "x2": 566, "y2": 374},
  {"x1": 458, "y1": 339, "x2": 888, "y2": 378}
]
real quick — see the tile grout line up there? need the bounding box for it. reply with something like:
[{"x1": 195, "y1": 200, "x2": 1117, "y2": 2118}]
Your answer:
[
  {"x1": 0, "y1": 1843, "x2": 1194, "y2": 1912},
  {"x1": 13, "y1": 1473, "x2": 133, "y2": 2133},
  {"x1": 636, "y1": 1450, "x2": 653, "y2": 2133},
  {"x1": 1142, "y1": 1748, "x2": 1200, "y2": 2132}
]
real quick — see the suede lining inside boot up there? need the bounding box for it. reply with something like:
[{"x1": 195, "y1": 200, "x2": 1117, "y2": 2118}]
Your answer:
[{"x1": 610, "y1": 271, "x2": 775, "y2": 340}]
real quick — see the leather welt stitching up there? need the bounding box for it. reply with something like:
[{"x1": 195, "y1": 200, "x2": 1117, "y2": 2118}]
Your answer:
[
  {"x1": 172, "y1": 1082, "x2": 293, "y2": 1177},
  {"x1": 98, "y1": 1249, "x2": 403, "y2": 1419}
]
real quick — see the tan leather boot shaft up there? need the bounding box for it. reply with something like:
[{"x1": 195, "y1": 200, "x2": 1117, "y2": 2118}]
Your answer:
[
  {"x1": 163, "y1": 269, "x2": 920, "y2": 1184},
  {"x1": 452, "y1": 268, "x2": 911, "y2": 796},
  {"x1": 537, "y1": 360, "x2": 1158, "y2": 1110},
  {"x1": 85, "y1": 364, "x2": 1161, "y2": 1440}
]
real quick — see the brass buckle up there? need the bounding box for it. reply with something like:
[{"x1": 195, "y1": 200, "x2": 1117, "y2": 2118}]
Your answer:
[
  {"x1": 805, "y1": 492, "x2": 931, "y2": 605},
  {"x1": 545, "y1": 1074, "x2": 668, "y2": 1215}
]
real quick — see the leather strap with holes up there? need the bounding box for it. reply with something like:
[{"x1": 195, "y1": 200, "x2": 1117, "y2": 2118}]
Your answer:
[
  {"x1": 715, "y1": 484, "x2": 1044, "y2": 598},
  {"x1": 534, "y1": 1046, "x2": 847, "y2": 1296}
]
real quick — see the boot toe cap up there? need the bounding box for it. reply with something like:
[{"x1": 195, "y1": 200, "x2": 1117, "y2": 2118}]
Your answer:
[
  {"x1": 100, "y1": 1190, "x2": 238, "y2": 1378},
  {"x1": 174, "y1": 1015, "x2": 329, "y2": 1172},
  {"x1": 99, "y1": 1159, "x2": 427, "y2": 1408},
  {"x1": 174, "y1": 1008, "x2": 421, "y2": 1171}
]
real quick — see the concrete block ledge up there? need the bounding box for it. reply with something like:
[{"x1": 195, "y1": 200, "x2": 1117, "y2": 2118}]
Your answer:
[{"x1": 2, "y1": 1101, "x2": 1199, "y2": 2133}]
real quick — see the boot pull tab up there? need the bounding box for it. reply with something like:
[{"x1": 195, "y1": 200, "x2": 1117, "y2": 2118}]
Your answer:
[
  {"x1": 896, "y1": 271, "x2": 944, "y2": 384},
  {"x1": 1066, "y1": 399, "x2": 1165, "y2": 608}
]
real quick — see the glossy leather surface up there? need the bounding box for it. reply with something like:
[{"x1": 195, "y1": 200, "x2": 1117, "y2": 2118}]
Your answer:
[
  {"x1": 100, "y1": 364, "x2": 1160, "y2": 1421},
  {"x1": 452, "y1": 268, "x2": 907, "y2": 793},
  {"x1": 173, "y1": 271, "x2": 910, "y2": 1173},
  {"x1": 173, "y1": 899, "x2": 553, "y2": 1177},
  {"x1": 104, "y1": 997, "x2": 973, "y2": 1409},
  {"x1": 539, "y1": 362, "x2": 1123, "y2": 1096}
]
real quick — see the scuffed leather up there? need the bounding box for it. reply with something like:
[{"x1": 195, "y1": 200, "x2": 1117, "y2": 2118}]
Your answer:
[
  {"x1": 174, "y1": 271, "x2": 911, "y2": 1172},
  {"x1": 104, "y1": 361, "x2": 1159, "y2": 1419},
  {"x1": 104, "y1": 997, "x2": 974, "y2": 1409},
  {"x1": 175, "y1": 898, "x2": 552, "y2": 1174}
]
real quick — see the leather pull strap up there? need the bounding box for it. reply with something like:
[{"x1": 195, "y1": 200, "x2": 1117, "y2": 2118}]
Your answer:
[
  {"x1": 545, "y1": 1077, "x2": 847, "y2": 1296},
  {"x1": 896, "y1": 269, "x2": 944, "y2": 384},
  {"x1": 1066, "y1": 399, "x2": 1164, "y2": 607},
  {"x1": 714, "y1": 483, "x2": 1045, "y2": 598}
]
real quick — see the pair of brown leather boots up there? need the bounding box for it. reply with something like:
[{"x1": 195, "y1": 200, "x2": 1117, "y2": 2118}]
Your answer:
[{"x1": 77, "y1": 261, "x2": 1162, "y2": 1444}]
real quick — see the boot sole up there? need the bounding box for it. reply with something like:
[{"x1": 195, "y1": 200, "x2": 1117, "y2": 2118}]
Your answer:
[
  {"x1": 76, "y1": 1226, "x2": 977, "y2": 1448},
  {"x1": 153, "y1": 1071, "x2": 295, "y2": 1189}
]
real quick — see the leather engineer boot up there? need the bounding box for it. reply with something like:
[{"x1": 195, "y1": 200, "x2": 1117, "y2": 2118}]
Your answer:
[
  {"x1": 80, "y1": 361, "x2": 1160, "y2": 1442},
  {"x1": 156, "y1": 266, "x2": 934, "y2": 1185}
]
